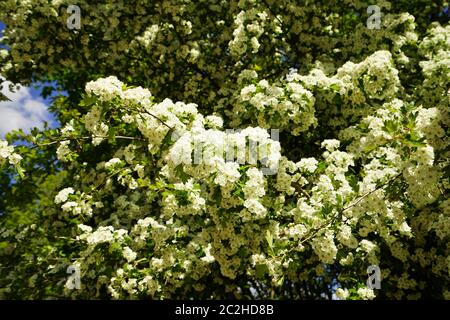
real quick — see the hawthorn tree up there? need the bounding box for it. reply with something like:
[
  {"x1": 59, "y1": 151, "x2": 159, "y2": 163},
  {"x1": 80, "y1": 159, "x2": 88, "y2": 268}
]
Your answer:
[{"x1": 0, "y1": 0, "x2": 449, "y2": 300}]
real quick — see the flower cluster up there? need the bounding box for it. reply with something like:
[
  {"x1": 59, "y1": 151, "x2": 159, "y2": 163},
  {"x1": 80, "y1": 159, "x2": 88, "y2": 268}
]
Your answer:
[
  {"x1": 233, "y1": 76, "x2": 316, "y2": 135},
  {"x1": 0, "y1": 140, "x2": 22, "y2": 166},
  {"x1": 229, "y1": 7, "x2": 281, "y2": 57}
]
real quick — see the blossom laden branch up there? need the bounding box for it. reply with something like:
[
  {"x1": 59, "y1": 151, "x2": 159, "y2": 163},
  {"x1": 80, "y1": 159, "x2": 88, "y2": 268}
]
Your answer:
[{"x1": 298, "y1": 172, "x2": 403, "y2": 246}]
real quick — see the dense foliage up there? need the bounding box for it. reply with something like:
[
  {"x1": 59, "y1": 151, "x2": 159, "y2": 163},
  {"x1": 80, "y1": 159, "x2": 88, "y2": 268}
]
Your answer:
[{"x1": 0, "y1": 0, "x2": 449, "y2": 299}]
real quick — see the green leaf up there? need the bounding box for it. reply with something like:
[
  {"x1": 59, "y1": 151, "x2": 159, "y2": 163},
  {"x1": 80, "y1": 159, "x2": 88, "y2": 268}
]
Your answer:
[
  {"x1": 403, "y1": 131, "x2": 426, "y2": 147},
  {"x1": 363, "y1": 144, "x2": 378, "y2": 153},
  {"x1": 315, "y1": 161, "x2": 327, "y2": 174},
  {"x1": 329, "y1": 83, "x2": 340, "y2": 92},
  {"x1": 277, "y1": 275, "x2": 285, "y2": 286},
  {"x1": 383, "y1": 120, "x2": 398, "y2": 133},
  {"x1": 15, "y1": 165, "x2": 26, "y2": 179},
  {"x1": 213, "y1": 186, "x2": 222, "y2": 204},
  {"x1": 175, "y1": 164, "x2": 191, "y2": 183},
  {"x1": 255, "y1": 264, "x2": 268, "y2": 278}
]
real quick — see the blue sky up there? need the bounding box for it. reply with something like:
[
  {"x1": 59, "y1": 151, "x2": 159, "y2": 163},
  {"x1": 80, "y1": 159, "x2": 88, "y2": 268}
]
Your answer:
[{"x1": 0, "y1": 21, "x2": 58, "y2": 138}]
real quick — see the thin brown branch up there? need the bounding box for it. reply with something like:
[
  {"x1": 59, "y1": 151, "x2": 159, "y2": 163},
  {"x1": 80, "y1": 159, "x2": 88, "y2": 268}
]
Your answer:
[
  {"x1": 134, "y1": 105, "x2": 173, "y2": 130},
  {"x1": 32, "y1": 135, "x2": 146, "y2": 149}
]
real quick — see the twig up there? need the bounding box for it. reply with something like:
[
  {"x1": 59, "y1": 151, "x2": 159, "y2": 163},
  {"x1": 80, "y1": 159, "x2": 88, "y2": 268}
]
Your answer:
[
  {"x1": 260, "y1": 0, "x2": 285, "y2": 30},
  {"x1": 132, "y1": 105, "x2": 173, "y2": 130},
  {"x1": 33, "y1": 135, "x2": 146, "y2": 149}
]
